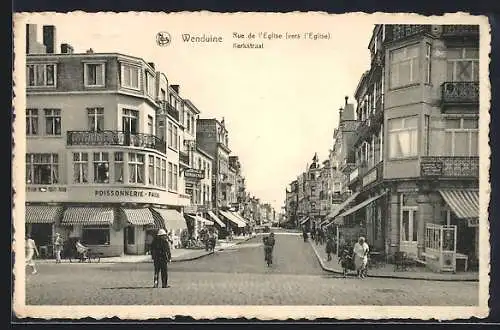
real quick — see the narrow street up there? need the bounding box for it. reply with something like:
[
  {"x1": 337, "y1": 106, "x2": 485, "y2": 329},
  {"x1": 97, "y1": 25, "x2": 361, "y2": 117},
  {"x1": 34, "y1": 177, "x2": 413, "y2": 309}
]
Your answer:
[{"x1": 26, "y1": 232, "x2": 478, "y2": 306}]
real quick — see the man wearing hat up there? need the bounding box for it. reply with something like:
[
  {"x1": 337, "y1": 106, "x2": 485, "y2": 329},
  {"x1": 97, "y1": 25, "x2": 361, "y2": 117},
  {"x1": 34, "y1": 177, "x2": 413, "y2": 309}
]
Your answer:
[
  {"x1": 53, "y1": 233, "x2": 63, "y2": 264},
  {"x1": 151, "y1": 229, "x2": 172, "y2": 288}
]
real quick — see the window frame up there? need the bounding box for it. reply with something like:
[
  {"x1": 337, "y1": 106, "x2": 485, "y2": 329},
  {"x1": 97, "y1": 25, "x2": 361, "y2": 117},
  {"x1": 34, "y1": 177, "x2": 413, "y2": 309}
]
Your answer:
[
  {"x1": 44, "y1": 108, "x2": 62, "y2": 136},
  {"x1": 93, "y1": 152, "x2": 110, "y2": 184},
  {"x1": 389, "y1": 43, "x2": 421, "y2": 89},
  {"x1": 26, "y1": 153, "x2": 59, "y2": 184},
  {"x1": 120, "y1": 62, "x2": 141, "y2": 90},
  {"x1": 128, "y1": 152, "x2": 145, "y2": 184},
  {"x1": 388, "y1": 116, "x2": 419, "y2": 159},
  {"x1": 446, "y1": 47, "x2": 479, "y2": 82},
  {"x1": 26, "y1": 108, "x2": 39, "y2": 136},
  {"x1": 72, "y1": 152, "x2": 89, "y2": 184},
  {"x1": 168, "y1": 162, "x2": 173, "y2": 190},
  {"x1": 87, "y1": 107, "x2": 104, "y2": 132},
  {"x1": 83, "y1": 61, "x2": 106, "y2": 88},
  {"x1": 114, "y1": 152, "x2": 124, "y2": 183},
  {"x1": 27, "y1": 63, "x2": 57, "y2": 88},
  {"x1": 145, "y1": 71, "x2": 156, "y2": 98},
  {"x1": 82, "y1": 225, "x2": 110, "y2": 245},
  {"x1": 122, "y1": 109, "x2": 139, "y2": 134},
  {"x1": 443, "y1": 117, "x2": 479, "y2": 156},
  {"x1": 148, "y1": 155, "x2": 155, "y2": 186}
]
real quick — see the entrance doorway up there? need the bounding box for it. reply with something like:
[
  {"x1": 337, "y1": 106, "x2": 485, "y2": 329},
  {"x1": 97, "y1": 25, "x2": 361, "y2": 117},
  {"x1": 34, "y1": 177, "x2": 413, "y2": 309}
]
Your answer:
[{"x1": 399, "y1": 207, "x2": 418, "y2": 256}]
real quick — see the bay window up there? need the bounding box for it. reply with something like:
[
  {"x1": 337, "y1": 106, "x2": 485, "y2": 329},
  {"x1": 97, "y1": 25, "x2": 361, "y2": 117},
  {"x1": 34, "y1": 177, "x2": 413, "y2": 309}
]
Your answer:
[
  {"x1": 388, "y1": 116, "x2": 418, "y2": 159},
  {"x1": 446, "y1": 48, "x2": 479, "y2": 82},
  {"x1": 443, "y1": 117, "x2": 479, "y2": 156},
  {"x1": 93, "y1": 152, "x2": 109, "y2": 183},
  {"x1": 87, "y1": 107, "x2": 104, "y2": 132},
  {"x1": 114, "y1": 152, "x2": 124, "y2": 183},
  {"x1": 26, "y1": 153, "x2": 59, "y2": 184},
  {"x1": 84, "y1": 62, "x2": 105, "y2": 87},
  {"x1": 44, "y1": 109, "x2": 61, "y2": 135},
  {"x1": 128, "y1": 153, "x2": 145, "y2": 184},
  {"x1": 389, "y1": 44, "x2": 420, "y2": 89},
  {"x1": 26, "y1": 109, "x2": 38, "y2": 135},
  {"x1": 73, "y1": 152, "x2": 88, "y2": 183},
  {"x1": 27, "y1": 63, "x2": 56, "y2": 87},
  {"x1": 120, "y1": 63, "x2": 140, "y2": 89}
]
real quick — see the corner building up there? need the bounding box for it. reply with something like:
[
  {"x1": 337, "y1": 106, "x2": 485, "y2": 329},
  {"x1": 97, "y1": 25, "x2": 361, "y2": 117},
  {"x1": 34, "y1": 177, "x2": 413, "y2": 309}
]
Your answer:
[{"x1": 25, "y1": 25, "x2": 189, "y2": 257}]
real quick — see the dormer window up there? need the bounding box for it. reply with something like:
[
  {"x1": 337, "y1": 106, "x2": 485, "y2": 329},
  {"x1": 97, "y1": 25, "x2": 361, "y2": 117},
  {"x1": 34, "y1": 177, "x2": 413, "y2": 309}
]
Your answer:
[
  {"x1": 84, "y1": 62, "x2": 106, "y2": 87},
  {"x1": 27, "y1": 63, "x2": 56, "y2": 87},
  {"x1": 120, "y1": 63, "x2": 140, "y2": 90}
]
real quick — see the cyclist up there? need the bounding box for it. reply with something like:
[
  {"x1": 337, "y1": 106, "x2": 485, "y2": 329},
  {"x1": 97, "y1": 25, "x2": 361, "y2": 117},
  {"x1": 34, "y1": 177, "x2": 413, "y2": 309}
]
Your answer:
[{"x1": 263, "y1": 232, "x2": 276, "y2": 266}]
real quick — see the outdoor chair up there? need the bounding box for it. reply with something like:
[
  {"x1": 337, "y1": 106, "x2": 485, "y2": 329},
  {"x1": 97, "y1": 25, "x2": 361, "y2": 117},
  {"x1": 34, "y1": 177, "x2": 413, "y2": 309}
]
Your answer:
[{"x1": 393, "y1": 251, "x2": 409, "y2": 271}]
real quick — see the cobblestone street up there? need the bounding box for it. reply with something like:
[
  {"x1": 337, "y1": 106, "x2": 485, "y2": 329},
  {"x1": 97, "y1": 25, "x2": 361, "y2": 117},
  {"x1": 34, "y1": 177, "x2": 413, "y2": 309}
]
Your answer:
[{"x1": 25, "y1": 233, "x2": 479, "y2": 306}]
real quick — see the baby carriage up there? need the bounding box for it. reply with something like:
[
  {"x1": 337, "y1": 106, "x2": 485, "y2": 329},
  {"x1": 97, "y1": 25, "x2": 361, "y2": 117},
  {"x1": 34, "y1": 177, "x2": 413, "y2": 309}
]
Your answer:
[{"x1": 338, "y1": 245, "x2": 355, "y2": 278}]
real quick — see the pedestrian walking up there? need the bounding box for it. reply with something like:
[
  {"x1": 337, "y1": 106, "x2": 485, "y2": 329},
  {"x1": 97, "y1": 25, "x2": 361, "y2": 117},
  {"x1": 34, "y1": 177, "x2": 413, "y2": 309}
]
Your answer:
[
  {"x1": 325, "y1": 236, "x2": 334, "y2": 261},
  {"x1": 151, "y1": 229, "x2": 172, "y2": 288},
  {"x1": 25, "y1": 234, "x2": 39, "y2": 274},
  {"x1": 353, "y1": 236, "x2": 369, "y2": 279},
  {"x1": 53, "y1": 233, "x2": 63, "y2": 263}
]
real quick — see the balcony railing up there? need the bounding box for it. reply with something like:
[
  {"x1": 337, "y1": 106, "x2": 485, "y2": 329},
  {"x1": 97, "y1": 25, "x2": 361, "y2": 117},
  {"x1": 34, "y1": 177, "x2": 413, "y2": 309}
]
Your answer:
[
  {"x1": 442, "y1": 25, "x2": 479, "y2": 38},
  {"x1": 179, "y1": 150, "x2": 190, "y2": 166},
  {"x1": 420, "y1": 156, "x2": 479, "y2": 177},
  {"x1": 441, "y1": 82, "x2": 479, "y2": 106},
  {"x1": 161, "y1": 101, "x2": 180, "y2": 121},
  {"x1": 67, "y1": 130, "x2": 166, "y2": 153},
  {"x1": 385, "y1": 24, "x2": 432, "y2": 43}
]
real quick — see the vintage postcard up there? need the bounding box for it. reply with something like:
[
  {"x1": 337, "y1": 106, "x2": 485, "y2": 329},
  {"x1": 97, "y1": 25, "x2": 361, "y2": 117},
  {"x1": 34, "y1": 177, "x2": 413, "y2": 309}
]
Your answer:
[{"x1": 12, "y1": 12, "x2": 491, "y2": 320}]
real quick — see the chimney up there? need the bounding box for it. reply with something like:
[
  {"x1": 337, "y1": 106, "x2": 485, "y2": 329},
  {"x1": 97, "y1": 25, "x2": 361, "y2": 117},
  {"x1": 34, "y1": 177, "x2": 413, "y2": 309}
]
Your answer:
[
  {"x1": 42, "y1": 25, "x2": 57, "y2": 54},
  {"x1": 26, "y1": 24, "x2": 38, "y2": 54},
  {"x1": 339, "y1": 107, "x2": 344, "y2": 122},
  {"x1": 86, "y1": 48, "x2": 94, "y2": 54},
  {"x1": 148, "y1": 62, "x2": 155, "y2": 69},
  {"x1": 61, "y1": 43, "x2": 74, "y2": 54},
  {"x1": 170, "y1": 84, "x2": 179, "y2": 94},
  {"x1": 345, "y1": 96, "x2": 349, "y2": 106}
]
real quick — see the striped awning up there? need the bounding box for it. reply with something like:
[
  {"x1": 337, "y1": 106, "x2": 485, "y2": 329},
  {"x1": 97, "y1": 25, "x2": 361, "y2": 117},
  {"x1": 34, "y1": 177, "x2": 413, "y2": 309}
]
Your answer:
[
  {"x1": 326, "y1": 192, "x2": 360, "y2": 219},
  {"x1": 187, "y1": 214, "x2": 214, "y2": 226},
  {"x1": 337, "y1": 191, "x2": 387, "y2": 218},
  {"x1": 299, "y1": 216, "x2": 309, "y2": 225},
  {"x1": 121, "y1": 208, "x2": 155, "y2": 226},
  {"x1": 207, "y1": 211, "x2": 226, "y2": 228},
  {"x1": 62, "y1": 207, "x2": 114, "y2": 225},
  {"x1": 152, "y1": 208, "x2": 187, "y2": 232},
  {"x1": 231, "y1": 212, "x2": 248, "y2": 225},
  {"x1": 25, "y1": 205, "x2": 63, "y2": 224},
  {"x1": 219, "y1": 210, "x2": 246, "y2": 228},
  {"x1": 439, "y1": 189, "x2": 479, "y2": 219}
]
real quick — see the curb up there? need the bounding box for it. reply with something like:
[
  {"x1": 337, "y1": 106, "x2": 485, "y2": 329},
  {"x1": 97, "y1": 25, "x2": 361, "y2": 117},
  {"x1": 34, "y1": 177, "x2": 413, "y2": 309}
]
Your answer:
[
  {"x1": 172, "y1": 235, "x2": 254, "y2": 263},
  {"x1": 309, "y1": 240, "x2": 478, "y2": 282}
]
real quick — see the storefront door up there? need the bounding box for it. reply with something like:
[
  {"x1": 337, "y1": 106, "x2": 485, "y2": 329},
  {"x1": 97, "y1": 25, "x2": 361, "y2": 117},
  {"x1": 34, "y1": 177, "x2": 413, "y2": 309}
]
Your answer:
[{"x1": 400, "y1": 207, "x2": 418, "y2": 256}]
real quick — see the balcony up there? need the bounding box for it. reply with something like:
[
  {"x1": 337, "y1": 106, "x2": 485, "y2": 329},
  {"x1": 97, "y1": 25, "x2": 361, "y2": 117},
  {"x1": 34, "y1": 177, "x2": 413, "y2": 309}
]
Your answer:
[
  {"x1": 442, "y1": 25, "x2": 479, "y2": 38},
  {"x1": 179, "y1": 150, "x2": 190, "y2": 167},
  {"x1": 384, "y1": 24, "x2": 432, "y2": 43},
  {"x1": 420, "y1": 156, "x2": 479, "y2": 177},
  {"x1": 67, "y1": 131, "x2": 166, "y2": 153},
  {"x1": 354, "y1": 95, "x2": 384, "y2": 147},
  {"x1": 441, "y1": 82, "x2": 479, "y2": 107},
  {"x1": 160, "y1": 101, "x2": 180, "y2": 122}
]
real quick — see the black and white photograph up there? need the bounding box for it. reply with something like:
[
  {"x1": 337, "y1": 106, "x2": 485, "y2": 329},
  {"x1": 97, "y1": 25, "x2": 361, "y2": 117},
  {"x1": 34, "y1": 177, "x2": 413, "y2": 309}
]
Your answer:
[{"x1": 12, "y1": 12, "x2": 490, "y2": 320}]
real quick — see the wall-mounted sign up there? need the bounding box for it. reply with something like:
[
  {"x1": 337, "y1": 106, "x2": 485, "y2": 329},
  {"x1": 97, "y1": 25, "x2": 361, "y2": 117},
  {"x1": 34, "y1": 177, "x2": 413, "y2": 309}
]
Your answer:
[
  {"x1": 184, "y1": 168, "x2": 205, "y2": 180},
  {"x1": 421, "y1": 161, "x2": 444, "y2": 176},
  {"x1": 363, "y1": 169, "x2": 377, "y2": 187},
  {"x1": 27, "y1": 186, "x2": 67, "y2": 193},
  {"x1": 94, "y1": 189, "x2": 160, "y2": 198},
  {"x1": 467, "y1": 218, "x2": 479, "y2": 227}
]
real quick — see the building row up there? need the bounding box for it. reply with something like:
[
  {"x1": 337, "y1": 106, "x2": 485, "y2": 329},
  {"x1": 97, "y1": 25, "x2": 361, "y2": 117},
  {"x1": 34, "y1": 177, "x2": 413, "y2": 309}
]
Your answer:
[
  {"x1": 24, "y1": 24, "x2": 268, "y2": 257},
  {"x1": 284, "y1": 24, "x2": 480, "y2": 273}
]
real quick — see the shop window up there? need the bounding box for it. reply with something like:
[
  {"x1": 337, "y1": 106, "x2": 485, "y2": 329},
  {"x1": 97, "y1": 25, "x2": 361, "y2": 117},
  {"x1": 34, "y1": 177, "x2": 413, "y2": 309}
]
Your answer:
[
  {"x1": 27, "y1": 63, "x2": 56, "y2": 87},
  {"x1": 82, "y1": 225, "x2": 110, "y2": 245},
  {"x1": 446, "y1": 48, "x2": 479, "y2": 82},
  {"x1": 44, "y1": 109, "x2": 61, "y2": 135},
  {"x1": 120, "y1": 63, "x2": 140, "y2": 89},
  {"x1": 443, "y1": 117, "x2": 479, "y2": 156},
  {"x1": 84, "y1": 62, "x2": 106, "y2": 87},
  {"x1": 93, "y1": 152, "x2": 109, "y2": 183},
  {"x1": 388, "y1": 116, "x2": 418, "y2": 159},
  {"x1": 122, "y1": 109, "x2": 138, "y2": 134},
  {"x1": 114, "y1": 152, "x2": 124, "y2": 183},
  {"x1": 73, "y1": 152, "x2": 88, "y2": 183},
  {"x1": 87, "y1": 107, "x2": 104, "y2": 132},
  {"x1": 128, "y1": 153, "x2": 145, "y2": 184},
  {"x1": 149, "y1": 155, "x2": 155, "y2": 185},
  {"x1": 26, "y1": 153, "x2": 59, "y2": 184},
  {"x1": 126, "y1": 226, "x2": 135, "y2": 245},
  {"x1": 389, "y1": 44, "x2": 420, "y2": 89},
  {"x1": 26, "y1": 109, "x2": 38, "y2": 135}
]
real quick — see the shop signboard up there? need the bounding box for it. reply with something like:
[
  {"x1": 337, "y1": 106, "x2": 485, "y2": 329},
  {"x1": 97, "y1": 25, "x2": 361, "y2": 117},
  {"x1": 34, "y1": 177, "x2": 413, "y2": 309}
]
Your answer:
[
  {"x1": 184, "y1": 169, "x2": 205, "y2": 180},
  {"x1": 467, "y1": 218, "x2": 479, "y2": 227},
  {"x1": 420, "y1": 161, "x2": 444, "y2": 176}
]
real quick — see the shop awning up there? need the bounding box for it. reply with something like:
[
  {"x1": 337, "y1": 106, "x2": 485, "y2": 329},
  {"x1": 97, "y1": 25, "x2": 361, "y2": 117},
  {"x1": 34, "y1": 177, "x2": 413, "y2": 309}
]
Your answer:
[
  {"x1": 232, "y1": 212, "x2": 248, "y2": 225},
  {"x1": 207, "y1": 211, "x2": 226, "y2": 228},
  {"x1": 439, "y1": 189, "x2": 479, "y2": 219},
  {"x1": 326, "y1": 192, "x2": 360, "y2": 219},
  {"x1": 62, "y1": 207, "x2": 114, "y2": 225},
  {"x1": 152, "y1": 208, "x2": 187, "y2": 232},
  {"x1": 187, "y1": 214, "x2": 214, "y2": 226},
  {"x1": 299, "y1": 216, "x2": 309, "y2": 225},
  {"x1": 121, "y1": 208, "x2": 155, "y2": 226},
  {"x1": 219, "y1": 210, "x2": 246, "y2": 228},
  {"x1": 337, "y1": 191, "x2": 387, "y2": 219},
  {"x1": 25, "y1": 205, "x2": 63, "y2": 224}
]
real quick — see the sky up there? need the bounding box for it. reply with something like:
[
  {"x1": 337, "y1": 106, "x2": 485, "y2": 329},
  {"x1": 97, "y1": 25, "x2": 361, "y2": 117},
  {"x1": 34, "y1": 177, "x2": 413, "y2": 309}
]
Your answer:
[{"x1": 20, "y1": 12, "x2": 374, "y2": 211}]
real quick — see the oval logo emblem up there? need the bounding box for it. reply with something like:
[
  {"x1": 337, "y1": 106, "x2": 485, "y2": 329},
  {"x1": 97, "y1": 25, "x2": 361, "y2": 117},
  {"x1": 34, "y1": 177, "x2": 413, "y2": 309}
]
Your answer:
[{"x1": 156, "y1": 32, "x2": 171, "y2": 47}]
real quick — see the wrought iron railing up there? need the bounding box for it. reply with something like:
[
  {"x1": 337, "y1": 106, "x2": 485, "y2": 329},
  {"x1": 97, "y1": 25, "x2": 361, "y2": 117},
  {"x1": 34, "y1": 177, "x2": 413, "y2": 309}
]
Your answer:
[
  {"x1": 441, "y1": 82, "x2": 479, "y2": 105},
  {"x1": 442, "y1": 25, "x2": 479, "y2": 37},
  {"x1": 162, "y1": 101, "x2": 180, "y2": 121},
  {"x1": 67, "y1": 130, "x2": 166, "y2": 153},
  {"x1": 420, "y1": 156, "x2": 479, "y2": 177}
]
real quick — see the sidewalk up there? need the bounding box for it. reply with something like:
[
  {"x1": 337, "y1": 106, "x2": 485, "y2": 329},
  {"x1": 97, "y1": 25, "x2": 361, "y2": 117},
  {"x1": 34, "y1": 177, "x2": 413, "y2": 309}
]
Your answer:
[
  {"x1": 38, "y1": 236, "x2": 254, "y2": 264},
  {"x1": 309, "y1": 240, "x2": 479, "y2": 282}
]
